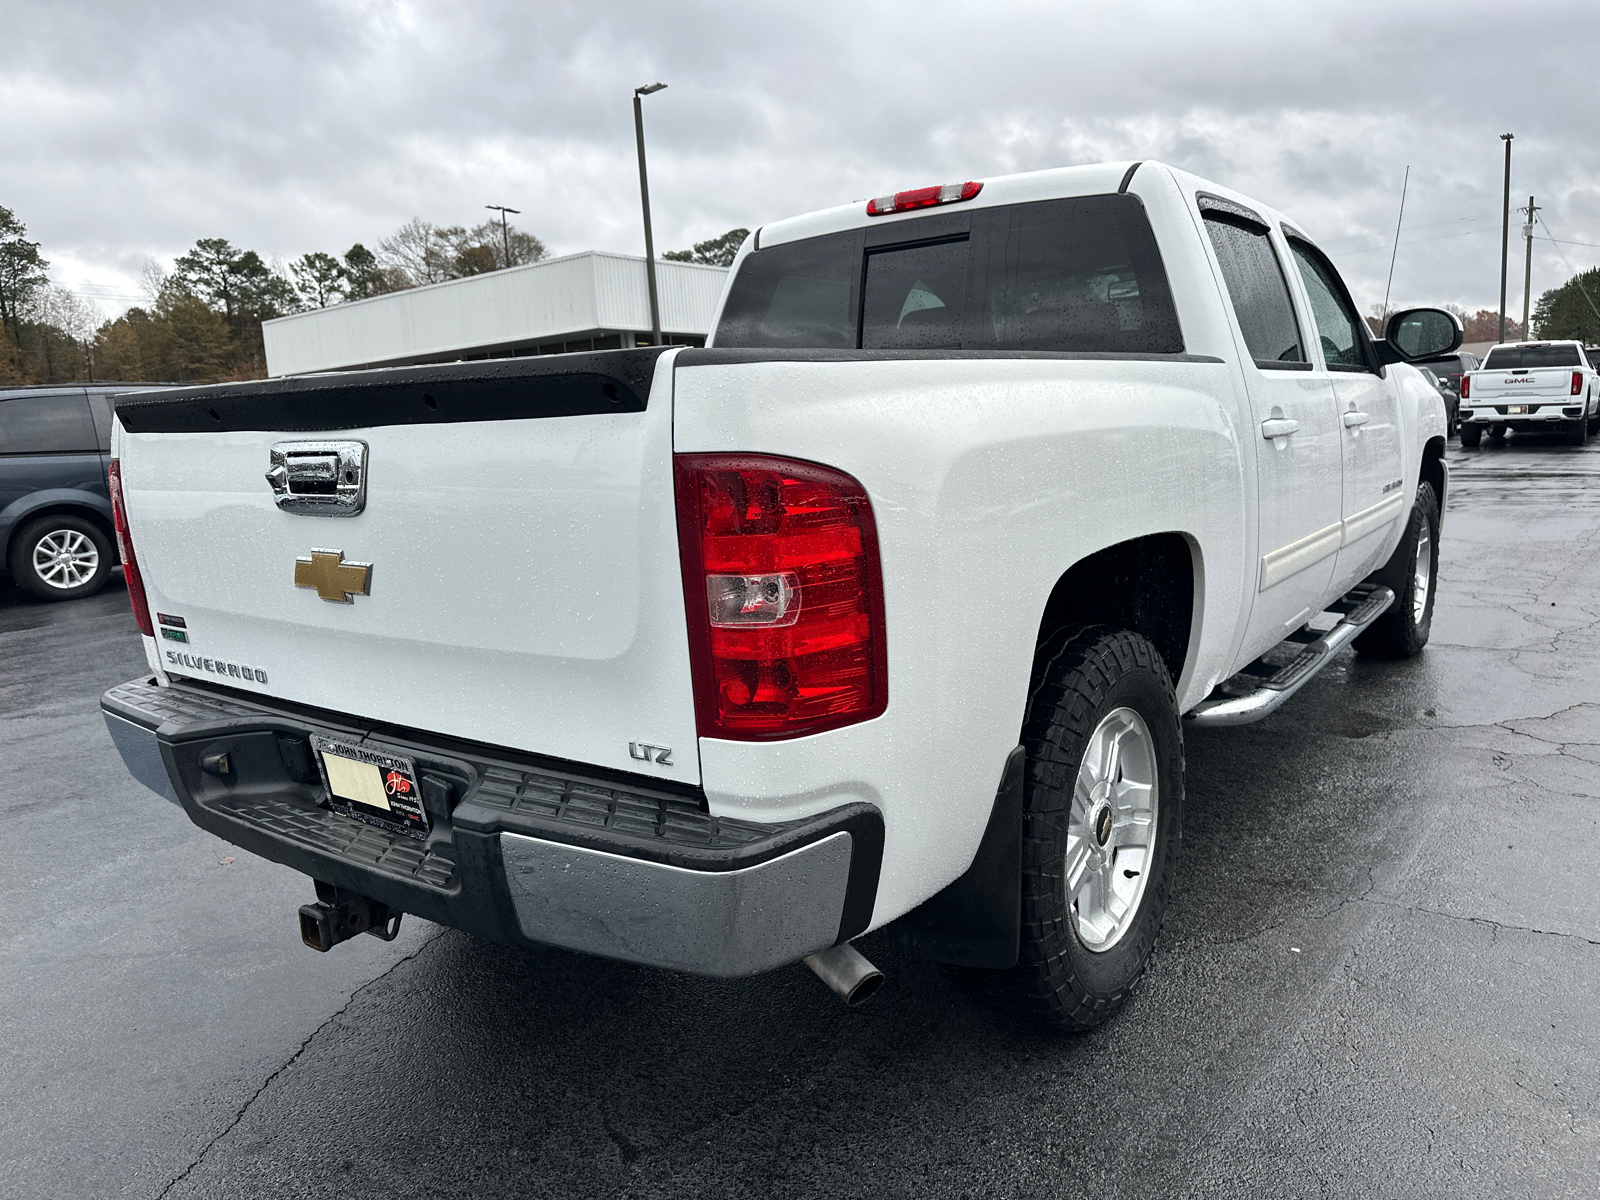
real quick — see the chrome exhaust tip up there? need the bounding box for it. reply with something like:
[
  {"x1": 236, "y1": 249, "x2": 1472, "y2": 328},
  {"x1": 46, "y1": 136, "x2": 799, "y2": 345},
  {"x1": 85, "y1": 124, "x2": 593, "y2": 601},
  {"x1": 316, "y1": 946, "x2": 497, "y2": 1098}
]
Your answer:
[{"x1": 803, "y1": 943, "x2": 884, "y2": 1007}]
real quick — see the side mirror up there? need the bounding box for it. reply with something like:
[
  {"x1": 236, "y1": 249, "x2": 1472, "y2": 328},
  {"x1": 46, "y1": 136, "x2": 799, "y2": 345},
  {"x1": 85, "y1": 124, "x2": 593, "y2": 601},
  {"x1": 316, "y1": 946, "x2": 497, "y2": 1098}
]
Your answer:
[{"x1": 1381, "y1": 307, "x2": 1463, "y2": 362}]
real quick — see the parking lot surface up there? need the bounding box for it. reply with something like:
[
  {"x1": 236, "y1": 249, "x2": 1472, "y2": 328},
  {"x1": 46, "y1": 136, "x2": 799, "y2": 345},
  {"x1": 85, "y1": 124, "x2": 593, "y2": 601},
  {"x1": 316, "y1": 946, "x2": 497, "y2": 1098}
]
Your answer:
[{"x1": 3, "y1": 433, "x2": 1598, "y2": 1199}]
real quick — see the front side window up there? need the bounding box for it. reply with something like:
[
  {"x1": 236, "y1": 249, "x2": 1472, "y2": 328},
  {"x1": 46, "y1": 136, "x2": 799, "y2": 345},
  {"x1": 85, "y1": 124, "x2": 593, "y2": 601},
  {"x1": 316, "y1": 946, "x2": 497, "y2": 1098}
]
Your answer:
[
  {"x1": 1202, "y1": 213, "x2": 1305, "y2": 368},
  {"x1": 1288, "y1": 241, "x2": 1371, "y2": 371},
  {"x1": 1483, "y1": 345, "x2": 1582, "y2": 369}
]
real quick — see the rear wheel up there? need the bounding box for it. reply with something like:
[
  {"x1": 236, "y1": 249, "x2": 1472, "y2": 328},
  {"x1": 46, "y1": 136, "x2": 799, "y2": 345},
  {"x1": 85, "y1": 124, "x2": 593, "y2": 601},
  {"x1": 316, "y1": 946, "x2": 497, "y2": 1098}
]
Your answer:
[
  {"x1": 971, "y1": 626, "x2": 1184, "y2": 1031},
  {"x1": 1459, "y1": 424, "x2": 1482, "y2": 448},
  {"x1": 1355, "y1": 482, "x2": 1439, "y2": 659},
  {"x1": 1567, "y1": 416, "x2": 1588, "y2": 446},
  {"x1": 9, "y1": 515, "x2": 114, "y2": 601}
]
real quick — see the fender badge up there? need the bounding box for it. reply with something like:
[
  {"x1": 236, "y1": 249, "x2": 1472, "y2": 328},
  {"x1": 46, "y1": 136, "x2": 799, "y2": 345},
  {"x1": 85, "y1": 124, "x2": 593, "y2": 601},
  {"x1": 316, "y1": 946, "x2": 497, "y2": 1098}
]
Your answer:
[{"x1": 294, "y1": 548, "x2": 373, "y2": 604}]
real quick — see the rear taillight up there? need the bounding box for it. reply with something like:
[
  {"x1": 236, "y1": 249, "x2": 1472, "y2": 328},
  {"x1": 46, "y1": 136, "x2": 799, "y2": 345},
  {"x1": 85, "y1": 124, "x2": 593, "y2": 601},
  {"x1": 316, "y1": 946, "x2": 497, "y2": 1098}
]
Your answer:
[
  {"x1": 1573, "y1": 371, "x2": 1584, "y2": 395},
  {"x1": 675, "y1": 454, "x2": 887, "y2": 740},
  {"x1": 1460, "y1": 375, "x2": 1470, "y2": 398},
  {"x1": 866, "y1": 181, "x2": 982, "y2": 217},
  {"x1": 107, "y1": 460, "x2": 154, "y2": 637}
]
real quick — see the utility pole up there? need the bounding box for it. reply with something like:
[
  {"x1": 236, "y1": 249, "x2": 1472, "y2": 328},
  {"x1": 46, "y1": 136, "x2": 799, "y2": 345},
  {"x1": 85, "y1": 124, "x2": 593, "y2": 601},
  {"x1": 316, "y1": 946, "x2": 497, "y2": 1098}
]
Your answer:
[
  {"x1": 633, "y1": 82, "x2": 667, "y2": 347},
  {"x1": 1498, "y1": 133, "x2": 1514, "y2": 343},
  {"x1": 1521, "y1": 195, "x2": 1540, "y2": 338},
  {"x1": 485, "y1": 205, "x2": 520, "y2": 269}
]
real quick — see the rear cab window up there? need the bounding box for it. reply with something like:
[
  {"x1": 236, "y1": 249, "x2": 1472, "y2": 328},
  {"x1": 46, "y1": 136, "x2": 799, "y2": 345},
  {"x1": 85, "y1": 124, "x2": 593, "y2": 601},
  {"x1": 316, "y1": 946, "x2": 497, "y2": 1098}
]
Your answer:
[
  {"x1": 716, "y1": 194, "x2": 1184, "y2": 354},
  {"x1": 1483, "y1": 345, "x2": 1582, "y2": 369}
]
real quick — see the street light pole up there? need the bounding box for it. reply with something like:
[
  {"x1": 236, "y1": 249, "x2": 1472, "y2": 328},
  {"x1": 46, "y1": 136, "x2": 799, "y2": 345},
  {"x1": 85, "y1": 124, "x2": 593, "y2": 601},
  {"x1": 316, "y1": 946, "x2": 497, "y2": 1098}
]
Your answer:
[
  {"x1": 485, "y1": 204, "x2": 520, "y2": 269},
  {"x1": 1498, "y1": 133, "x2": 1514, "y2": 344},
  {"x1": 633, "y1": 82, "x2": 667, "y2": 347}
]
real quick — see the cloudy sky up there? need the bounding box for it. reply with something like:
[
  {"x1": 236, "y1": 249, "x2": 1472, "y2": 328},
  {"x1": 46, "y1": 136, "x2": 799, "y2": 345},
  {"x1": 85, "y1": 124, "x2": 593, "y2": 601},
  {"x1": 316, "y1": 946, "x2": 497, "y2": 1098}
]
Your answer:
[{"x1": 7, "y1": 0, "x2": 1600, "y2": 322}]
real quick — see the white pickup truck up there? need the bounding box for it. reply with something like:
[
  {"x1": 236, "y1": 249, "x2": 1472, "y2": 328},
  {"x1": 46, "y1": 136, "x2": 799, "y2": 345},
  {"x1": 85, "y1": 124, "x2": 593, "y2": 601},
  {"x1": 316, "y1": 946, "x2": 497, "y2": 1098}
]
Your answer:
[
  {"x1": 103, "y1": 161, "x2": 1459, "y2": 1028},
  {"x1": 1459, "y1": 339, "x2": 1600, "y2": 447}
]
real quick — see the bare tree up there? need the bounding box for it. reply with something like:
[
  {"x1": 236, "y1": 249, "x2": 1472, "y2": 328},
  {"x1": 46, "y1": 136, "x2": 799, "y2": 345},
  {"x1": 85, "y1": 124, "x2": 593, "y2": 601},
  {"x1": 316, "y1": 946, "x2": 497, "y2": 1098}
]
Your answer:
[
  {"x1": 377, "y1": 218, "x2": 450, "y2": 286},
  {"x1": 28, "y1": 285, "x2": 101, "y2": 341}
]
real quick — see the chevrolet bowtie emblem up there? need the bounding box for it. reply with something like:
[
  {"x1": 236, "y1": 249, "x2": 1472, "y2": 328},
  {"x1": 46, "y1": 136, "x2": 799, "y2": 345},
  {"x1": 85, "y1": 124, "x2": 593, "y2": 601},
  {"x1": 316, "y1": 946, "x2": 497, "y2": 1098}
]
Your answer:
[{"x1": 294, "y1": 548, "x2": 373, "y2": 604}]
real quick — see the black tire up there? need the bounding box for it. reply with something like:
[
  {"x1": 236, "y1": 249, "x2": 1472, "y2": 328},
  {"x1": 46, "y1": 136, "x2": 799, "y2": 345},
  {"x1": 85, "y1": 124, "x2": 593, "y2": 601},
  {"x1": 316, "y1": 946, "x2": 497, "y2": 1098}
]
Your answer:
[
  {"x1": 967, "y1": 626, "x2": 1184, "y2": 1031},
  {"x1": 1490, "y1": 422, "x2": 1508, "y2": 440},
  {"x1": 8, "y1": 514, "x2": 114, "y2": 601},
  {"x1": 1567, "y1": 417, "x2": 1588, "y2": 446},
  {"x1": 1459, "y1": 424, "x2": 1482, "y2": 448},
  {"x1": 1355, "y1": 482, "x2": 1439, "y2": 659}
]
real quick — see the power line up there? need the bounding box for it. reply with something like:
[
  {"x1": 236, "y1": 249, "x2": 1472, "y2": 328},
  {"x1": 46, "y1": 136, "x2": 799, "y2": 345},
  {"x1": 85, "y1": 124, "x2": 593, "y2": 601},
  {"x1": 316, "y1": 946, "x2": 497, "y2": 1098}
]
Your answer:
[
  {"x1": 1534, "y1": 234, "x2": 1600, "y2": 251},
  {"x1": 1535, "y1": 214, "x2": 1600, "y2": 328},
  {"x1": 1318, "y1": 210, "x2": 1501, "y2": 248},
  {"x1": 1334, "y1": 225, "x2": 1501, "y2": 257}
]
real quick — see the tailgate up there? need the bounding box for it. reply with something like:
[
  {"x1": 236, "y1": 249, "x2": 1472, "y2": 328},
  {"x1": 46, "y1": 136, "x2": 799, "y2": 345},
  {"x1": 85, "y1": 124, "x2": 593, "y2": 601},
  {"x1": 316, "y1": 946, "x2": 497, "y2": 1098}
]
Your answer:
[
  {"x1": 1470, "y1": 366, "x2": 1578, "y2": 402},
  {"x1": 113, "y1": 351, "x2": 700, "y2": 784}
]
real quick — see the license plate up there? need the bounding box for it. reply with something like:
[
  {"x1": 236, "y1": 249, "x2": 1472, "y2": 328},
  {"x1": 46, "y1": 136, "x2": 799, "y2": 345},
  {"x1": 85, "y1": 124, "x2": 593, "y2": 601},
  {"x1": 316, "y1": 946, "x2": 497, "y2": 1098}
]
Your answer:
[
  {"x1": 1507, "y1": 405, "x2": 1528, "y2": 414},
  {"x1": 312, "y1": 736, "x2": 429, "y2": 839}
]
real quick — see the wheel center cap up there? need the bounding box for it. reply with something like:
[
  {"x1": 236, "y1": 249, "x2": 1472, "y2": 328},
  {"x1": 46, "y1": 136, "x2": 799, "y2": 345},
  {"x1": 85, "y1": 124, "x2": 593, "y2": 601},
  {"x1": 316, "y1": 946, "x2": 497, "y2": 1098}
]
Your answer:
[{"x1": 1093, "y1": 802, "x2": 1113, "y2": 847}]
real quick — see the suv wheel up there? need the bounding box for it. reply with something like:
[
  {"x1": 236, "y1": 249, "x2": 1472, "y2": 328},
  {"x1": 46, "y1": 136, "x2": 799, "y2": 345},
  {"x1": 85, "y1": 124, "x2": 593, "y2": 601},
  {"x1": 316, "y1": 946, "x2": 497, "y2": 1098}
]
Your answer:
[
  {"x1": 9, "y1": 515, "x2": 114, "y2": 601},
  {"x1": 966, "y1": 625, "x2": 1184, "y2": 1031}
]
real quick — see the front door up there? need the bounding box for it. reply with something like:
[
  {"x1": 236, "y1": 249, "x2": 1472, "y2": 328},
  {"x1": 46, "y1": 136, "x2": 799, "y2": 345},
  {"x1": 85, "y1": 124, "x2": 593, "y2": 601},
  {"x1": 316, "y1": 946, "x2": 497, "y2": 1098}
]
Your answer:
[
  {"x1": 1200, "y1": 204, "x2": 1343, "y2": 661},
  {"x1": 1286, "y1": 239, "x2": 1407, "y2": 590}
]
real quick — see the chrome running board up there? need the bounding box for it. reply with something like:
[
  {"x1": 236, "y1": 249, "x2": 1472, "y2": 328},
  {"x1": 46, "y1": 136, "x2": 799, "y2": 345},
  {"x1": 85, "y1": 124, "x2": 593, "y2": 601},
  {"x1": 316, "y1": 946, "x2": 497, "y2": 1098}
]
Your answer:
[{"x1": 1185, "y1": 583, "x2": 1395, "y2": 727}]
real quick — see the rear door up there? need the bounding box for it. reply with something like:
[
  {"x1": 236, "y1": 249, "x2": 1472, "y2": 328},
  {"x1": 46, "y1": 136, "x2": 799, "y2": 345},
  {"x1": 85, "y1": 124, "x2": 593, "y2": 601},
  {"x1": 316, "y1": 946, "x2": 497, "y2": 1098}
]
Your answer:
[
  {"x1": 1285, "y1": 238, "x2": 1406, "y2": 589},
  {"x1": 115, "y1": 353, "x2": 702, "y2": 784},
  {"x1": 1199, "y1": 202, "x2": 1342, "y2": 654}
]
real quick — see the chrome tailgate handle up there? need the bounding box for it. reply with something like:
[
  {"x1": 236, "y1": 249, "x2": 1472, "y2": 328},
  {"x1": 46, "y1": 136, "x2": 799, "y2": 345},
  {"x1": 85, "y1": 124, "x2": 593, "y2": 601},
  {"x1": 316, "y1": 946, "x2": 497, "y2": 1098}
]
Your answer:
[
  {"x1": 1261, "y1": 418, "x2": 1301, "y2": 440},
  {"x1": 267, "y1": 441, "x2": 368, "y2": 516}
]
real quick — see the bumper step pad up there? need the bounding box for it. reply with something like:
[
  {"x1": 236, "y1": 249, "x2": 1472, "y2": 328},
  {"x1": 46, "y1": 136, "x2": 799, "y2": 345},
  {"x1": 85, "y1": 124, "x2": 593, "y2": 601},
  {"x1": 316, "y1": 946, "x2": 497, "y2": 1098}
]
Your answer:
[{"x1": 101, "y1": 676, "x2": 885, "y2": 974}]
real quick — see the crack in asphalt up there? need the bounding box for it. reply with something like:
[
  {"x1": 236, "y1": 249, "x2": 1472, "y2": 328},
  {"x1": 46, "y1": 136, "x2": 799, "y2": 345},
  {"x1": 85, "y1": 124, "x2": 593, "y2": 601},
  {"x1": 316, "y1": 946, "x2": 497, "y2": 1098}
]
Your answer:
[
  {"x1": 1355, "y1": 896, "x2": 1600, "y2": 947},
  {"x1": 153, "y1": 929, "x2": 446, "y2": 1200}
]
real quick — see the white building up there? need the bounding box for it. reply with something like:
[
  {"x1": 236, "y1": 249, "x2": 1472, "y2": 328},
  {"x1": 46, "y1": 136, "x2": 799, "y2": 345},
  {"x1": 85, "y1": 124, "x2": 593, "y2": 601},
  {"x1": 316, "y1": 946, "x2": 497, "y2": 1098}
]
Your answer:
[{"x1": 261, "y1": 251, "x2": 728, "y2": 376}]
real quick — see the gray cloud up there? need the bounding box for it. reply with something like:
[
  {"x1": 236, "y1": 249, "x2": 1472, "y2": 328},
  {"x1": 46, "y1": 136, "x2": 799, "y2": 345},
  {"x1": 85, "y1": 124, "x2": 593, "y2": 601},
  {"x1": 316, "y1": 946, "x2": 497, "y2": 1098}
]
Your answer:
[{"x1": 7, "y1": 0, "x2": 1599, "y2": 317}]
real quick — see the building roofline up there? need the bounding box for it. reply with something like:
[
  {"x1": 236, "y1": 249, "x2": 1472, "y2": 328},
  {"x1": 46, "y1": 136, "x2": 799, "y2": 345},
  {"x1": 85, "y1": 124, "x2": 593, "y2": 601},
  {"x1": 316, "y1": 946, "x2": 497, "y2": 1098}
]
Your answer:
[{"x1": 264, "y1": 249, "x2": 728, "y2": 327}]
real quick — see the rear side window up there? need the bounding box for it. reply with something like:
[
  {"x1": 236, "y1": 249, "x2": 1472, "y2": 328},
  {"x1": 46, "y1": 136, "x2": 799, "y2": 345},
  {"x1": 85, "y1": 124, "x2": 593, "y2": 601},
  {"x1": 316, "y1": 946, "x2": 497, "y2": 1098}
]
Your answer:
[
  {"x1": 0, "y1": 395, "x2": 99, "y2": 454},
  {"x1": 715, "y1": 194, "x2": 1184, "y2": 354},
  {"x1": 1483, "y1": 345, "x2": 1582, "y2": 369},
  {"x1": 1202, "y1": 213, "x2": 1305, "y2": 368}
]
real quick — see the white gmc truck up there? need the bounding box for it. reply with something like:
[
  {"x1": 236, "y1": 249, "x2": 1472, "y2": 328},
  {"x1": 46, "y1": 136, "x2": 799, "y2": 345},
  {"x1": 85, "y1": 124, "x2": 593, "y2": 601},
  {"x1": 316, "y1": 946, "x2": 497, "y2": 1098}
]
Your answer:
[
  {"x1": 103, "y1": 161, "x2": 1459, "y2": 1029},
  {"x1": 1459, "y1": 339, "x2": 1600, "y2": 447}
]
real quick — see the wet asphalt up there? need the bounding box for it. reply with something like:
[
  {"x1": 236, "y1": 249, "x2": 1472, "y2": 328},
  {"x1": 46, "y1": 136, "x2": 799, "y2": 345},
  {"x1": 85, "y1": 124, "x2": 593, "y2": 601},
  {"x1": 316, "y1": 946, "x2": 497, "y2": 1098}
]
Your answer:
[{"x1": 2, "y1": 431, "x2": 1598, "y2": 1200}]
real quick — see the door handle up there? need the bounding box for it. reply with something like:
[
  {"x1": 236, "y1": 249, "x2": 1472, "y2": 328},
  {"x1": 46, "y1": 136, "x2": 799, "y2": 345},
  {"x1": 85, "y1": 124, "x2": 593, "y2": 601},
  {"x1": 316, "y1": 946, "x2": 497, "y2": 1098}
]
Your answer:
[
  {"x1": 1261, "y1": 418, "x2": 1300, "y2": 439},
  {"x1": 1342, "y1": 411, "x2": 1370, "y2": 428}
]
